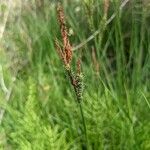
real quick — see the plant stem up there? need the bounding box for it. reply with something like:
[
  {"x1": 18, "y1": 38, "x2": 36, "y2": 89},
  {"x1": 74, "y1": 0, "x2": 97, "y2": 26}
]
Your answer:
[
  {"x1": 78, "y1": 101, "x2": 88, "y2": 148},
  {"x1": 67, "y1": 69, "x2": 88, "y2": 148}
]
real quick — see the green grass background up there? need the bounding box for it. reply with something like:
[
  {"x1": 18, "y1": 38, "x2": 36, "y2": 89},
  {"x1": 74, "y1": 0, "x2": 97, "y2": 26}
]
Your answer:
[{"x1": 0, "y1": 0, "x2": 150, "y2": 149}]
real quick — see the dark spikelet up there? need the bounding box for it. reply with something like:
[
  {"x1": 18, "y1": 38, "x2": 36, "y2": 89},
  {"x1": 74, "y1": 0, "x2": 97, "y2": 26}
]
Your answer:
[{"x1": 75, "y1": 73, "x2": 84, "y2": 101}]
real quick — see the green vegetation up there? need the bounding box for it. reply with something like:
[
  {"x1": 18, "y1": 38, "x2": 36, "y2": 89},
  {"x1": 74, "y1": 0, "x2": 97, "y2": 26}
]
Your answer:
[{"x1": 0, "y1": 0, "x2": 150, "y2": 149}]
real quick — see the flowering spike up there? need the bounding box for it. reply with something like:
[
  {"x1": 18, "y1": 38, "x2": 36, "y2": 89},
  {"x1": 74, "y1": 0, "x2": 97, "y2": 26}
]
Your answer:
[
  {"x1": 57, "y1": 3, "x2": 72, "y2": 65},
  {"x1": 55, "y1": 3, "x2": 84, "y2": 102}
]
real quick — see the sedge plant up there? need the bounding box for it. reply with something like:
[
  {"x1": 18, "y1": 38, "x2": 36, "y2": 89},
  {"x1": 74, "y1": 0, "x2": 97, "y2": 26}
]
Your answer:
[{"x1": 54, "y1": 3, "x2": 88, "y2": 148}]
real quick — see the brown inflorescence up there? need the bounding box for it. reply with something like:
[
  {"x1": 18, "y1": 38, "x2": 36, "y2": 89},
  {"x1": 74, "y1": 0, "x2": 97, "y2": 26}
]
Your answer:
[
  {"x1": 56, "y1": 3, "x2": 72, "y2": 67},
  {"x1": 55, "y1": 3, "x2": 84, "y2": 103}
]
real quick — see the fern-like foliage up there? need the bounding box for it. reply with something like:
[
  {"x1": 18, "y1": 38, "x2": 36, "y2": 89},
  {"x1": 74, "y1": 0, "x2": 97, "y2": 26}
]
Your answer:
[{"x1": 5, "y1": 77, "x2": 71, "y2": 150}]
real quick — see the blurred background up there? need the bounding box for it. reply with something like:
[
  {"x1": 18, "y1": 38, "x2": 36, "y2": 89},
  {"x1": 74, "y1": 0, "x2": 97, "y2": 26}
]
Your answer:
[{"x1": 0, "y1": 0, "x2": 150, "y2": 149}]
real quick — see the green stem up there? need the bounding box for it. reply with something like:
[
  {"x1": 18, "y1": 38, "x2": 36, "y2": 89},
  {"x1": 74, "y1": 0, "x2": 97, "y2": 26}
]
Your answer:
[
  {"x1": 67, "y1": 69, "x2": 88, "y2": 148},
  {"x1": 78, "y1": 101, "x2": 88, "y2": 148}
]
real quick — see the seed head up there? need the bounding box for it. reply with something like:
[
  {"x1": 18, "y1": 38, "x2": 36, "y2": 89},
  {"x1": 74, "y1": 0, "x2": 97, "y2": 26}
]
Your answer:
[{"x1": 57, "y1": 3, "x2": 72, "y2": 66}]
